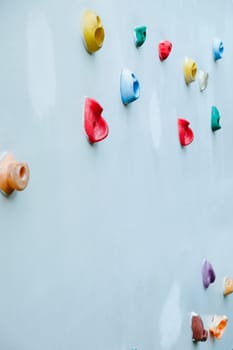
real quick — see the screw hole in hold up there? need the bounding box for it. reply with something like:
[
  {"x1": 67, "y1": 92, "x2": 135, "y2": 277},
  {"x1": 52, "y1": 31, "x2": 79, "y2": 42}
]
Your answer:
[
  {"x1": 95, "y1": 27, "x2": 104, "y2": 47},
  {"x1": 219, "y1": 43, "x2": 224, "y2": 53},
  {"x1": 133, "y1": 80, "x2": 139, "y2": 98},
  {"x1": 192, "y1": 64, "x2": 197, "y2": 79},
  {"x1": 19, "y1": 166, "x2": 26, "y2": 178}
]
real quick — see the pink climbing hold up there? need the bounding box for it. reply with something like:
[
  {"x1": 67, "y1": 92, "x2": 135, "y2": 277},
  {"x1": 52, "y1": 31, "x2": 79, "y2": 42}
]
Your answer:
[
  {"x1": 177, "y1": 118, "x2": 194, "y2": 146},
  {"x1": 84, "y1": 97, "x2": 109, "y2": 143},
  {"x1": 158, "y1": 41, "x2": 172, "y2": 61}
]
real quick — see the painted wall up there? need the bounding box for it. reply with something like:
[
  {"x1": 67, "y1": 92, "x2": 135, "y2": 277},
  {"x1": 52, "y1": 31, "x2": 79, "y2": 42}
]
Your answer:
[{"x1": 0, "y1": 0, "x2": 232, "y2": 349}]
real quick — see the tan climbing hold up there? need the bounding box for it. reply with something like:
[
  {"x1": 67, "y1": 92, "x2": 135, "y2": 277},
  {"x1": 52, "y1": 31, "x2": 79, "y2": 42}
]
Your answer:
[{"x1": 223, "y1": 277, "x2": 233, "y2": 296}]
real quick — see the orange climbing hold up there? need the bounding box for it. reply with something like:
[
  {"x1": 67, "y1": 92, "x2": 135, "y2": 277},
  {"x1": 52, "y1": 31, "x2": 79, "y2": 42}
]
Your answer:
[
  {"x1": 209, "y1": 315, "x2": 228, "y2": 339},
  {"x1": 0, "y1": 152, "x2": 30, "y2": 196}
]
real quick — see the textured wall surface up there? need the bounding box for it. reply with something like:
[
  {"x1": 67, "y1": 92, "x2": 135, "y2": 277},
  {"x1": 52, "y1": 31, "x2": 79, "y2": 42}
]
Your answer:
[{"x1": 0, "y1": 0, "x2": 232, "y2": 349}]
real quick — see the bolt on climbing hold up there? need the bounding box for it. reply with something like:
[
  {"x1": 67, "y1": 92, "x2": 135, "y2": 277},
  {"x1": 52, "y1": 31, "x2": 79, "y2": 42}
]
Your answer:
[
  {"x1": 158, "y1": 40, "x2": 172, "y2": 61},
  {"x1": 211, "y1": 106, "x2": 221, "y2": 132},
  {"x1": 81, "y1": 9, "x2": 105, "y2": 53},
  {"x1": 134, "y1": 26, "x2": 147, "y2": 47},
  {"x1": 223, "y1": 277, "x2": 233, "y2": 296},
  {"x1": 191, "y1": 313, "x2": 208, "y2": 342},
  {"x1": 0, "y1": 152, "x2": 30, "y2": 196},
  {"x1": 202, "y1": 259, "x2": 216, "y2": 289},
  {"x1": 120, "y1": 68, "x2": 140, "y2": 105},
  {"x1": 209, "y1": 315, "x2": 228, "y2": 339},
  {"x1": 198, "y1": 71, "x2": 208, "y2": 92},
  {"x1": 212, "y1": 38, "x2": 224, "y2": 61},
  {"x1": 84, "y1": 97, "x2": 109, "y2": 143},
  {"x1": 177, "y1": 118, "x2": 194, "y2": 146},
  {"x1": 183, "y1": 58, "x2": 197, "y2": 84}
]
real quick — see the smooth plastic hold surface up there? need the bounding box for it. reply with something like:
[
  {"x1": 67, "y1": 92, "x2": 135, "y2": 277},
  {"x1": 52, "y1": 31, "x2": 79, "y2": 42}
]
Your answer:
[
  {"x1": 209, "y1": 315, "x2": 228, "y2": 339},
  {"x1": 212, "y1": 38, "x2": 224, "y2": 61},
  {"x1": 211, "y1": 106, "x2": 221, "y2": 132},
  {"x1": 134, "y1": 26, "x2": 147, "y2": 47},
  {"x1": 0, "y1": 152, "x2": 30, "y2": 196},
  {"x1": 191, "y1": 313, "x2": 208, "y2": 342},
  {"x1": 198, "y1": 71, "x2": 208, "y2": 92},
  {"x1": 158, "y1": 41, "x2": 172, "y2": 61},
  {"x1": 81, "y1": 10, "x2": 105, "y2": 53},
  {"x1": 223, "y1": 277, "x2": 233, "y2": 296},
  {"x1": 183, "y1": 58, "x2": 197, "y2": 84},
  {"x1": 120, "y1": 68, "x2": 140, "y2": 105},
  {"x1": 178, "y1": 118, "x2": 194, "y2": 146},
  {"x1": 202, "y1": 259, "x2": 216, "y2": 289},
  {"x1": 84, "y1": 97, "x2": 109, "y2": 143}
]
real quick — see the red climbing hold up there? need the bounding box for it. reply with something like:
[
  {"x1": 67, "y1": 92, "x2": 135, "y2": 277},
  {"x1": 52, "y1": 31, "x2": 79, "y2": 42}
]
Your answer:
[
  {"x1": 84, "y1": 98, "x2": 109, "y2": 143},
  {"x1": 158, "y1": 41, "x2": 172, "y2": 61},
  {"x1": 178, "y1": 118, "x2": 194, "y2": 146}
]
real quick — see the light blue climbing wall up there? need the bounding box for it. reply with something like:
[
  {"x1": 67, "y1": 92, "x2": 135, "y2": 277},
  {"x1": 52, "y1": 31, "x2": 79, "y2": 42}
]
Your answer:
[{"x1": 0, "y1": 0, "x2": 232, "y2": 349}]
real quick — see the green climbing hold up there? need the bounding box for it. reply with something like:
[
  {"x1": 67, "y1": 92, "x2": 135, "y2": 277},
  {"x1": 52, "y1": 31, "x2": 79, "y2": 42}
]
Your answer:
[
  {"x1": 211, "y1": 106, "x2": 221, "y2": 132},
  {"x1": 134, "y1": 26, "x2": 147, "y2": 47}
]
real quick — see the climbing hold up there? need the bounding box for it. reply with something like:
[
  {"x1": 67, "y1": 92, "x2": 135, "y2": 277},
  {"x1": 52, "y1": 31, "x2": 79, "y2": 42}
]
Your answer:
[
  {"x1": 191, "y1": 313, "x2": 208, "y2": 342},
  {"x1": 223, "y1": 277, "x2": 233, "y2": 296},
  {"x1": 198, "y1": 71, "x2": 208, "y2": 92},
  {"x1": 158, "y1": 41, "x2": 172, "y2": 61},
  {"x1": 81, "y1": 10, "x2": 105, "y2": 53},
  {"x1": 202, "y1": 259, "x2": 216, "y2": 289},
  {"x1": 134, "y1": 26, "x2": 147, "y2": 47},
  {"x1": 177, "y1": 118, "x2": 194, "y2": 146},
  {"x1": 212, "y1": 38, "x2": 224, "y2": 61},
  {"x1": 211, "y1": 106, "x2": 221, "y2": 132},
  {"x1": 209, "y1": 315, "x2": 228, "y2": 339},
  {"x1": 120, "y1": 68, "x2": 140, "y2": 105},
  {"x1": 84, "y1": 97, "x2": 109, "y2": 143},
  {"x1": 0, "y1": 152, "x2": 30, "y2": 196},
  {"x1": 183, "y1": 58, "x2": 197, "y2": 84}
]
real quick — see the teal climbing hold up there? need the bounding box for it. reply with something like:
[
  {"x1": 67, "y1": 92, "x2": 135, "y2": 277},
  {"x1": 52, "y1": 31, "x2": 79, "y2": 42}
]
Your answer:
[
  {"x1": 211, "y1": 106, "x2": 221, "y2": 131},
  {"x1": 134, "y1": 26, "x2": 147, "y2": 47}
]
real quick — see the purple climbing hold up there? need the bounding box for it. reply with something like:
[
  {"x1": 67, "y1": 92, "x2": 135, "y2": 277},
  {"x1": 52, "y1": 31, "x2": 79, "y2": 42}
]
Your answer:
[{"x1": 202, "y1": 260, "x2": 216, "y2": 289}]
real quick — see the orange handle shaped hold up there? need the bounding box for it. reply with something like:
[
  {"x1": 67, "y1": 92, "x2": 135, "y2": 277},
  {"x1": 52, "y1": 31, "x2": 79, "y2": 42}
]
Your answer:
[{"x1": 0, "y1": 152, "x2": 30, "y2": 196}]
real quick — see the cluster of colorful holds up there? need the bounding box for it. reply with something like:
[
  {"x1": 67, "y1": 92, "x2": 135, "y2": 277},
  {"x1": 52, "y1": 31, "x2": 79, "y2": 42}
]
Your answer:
[
  {"x1": 180, "y1": 38, "x2": 223, "y2": 145},
  {"x1": 81, "y1": 9, "x2": 224, "y2": 145},
  {"x1": 82, "y1": 10, "x2": 231, "y2": 346},
  {"x1": 191, "y1": 260, "x2": 233, "y2": 342}
]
